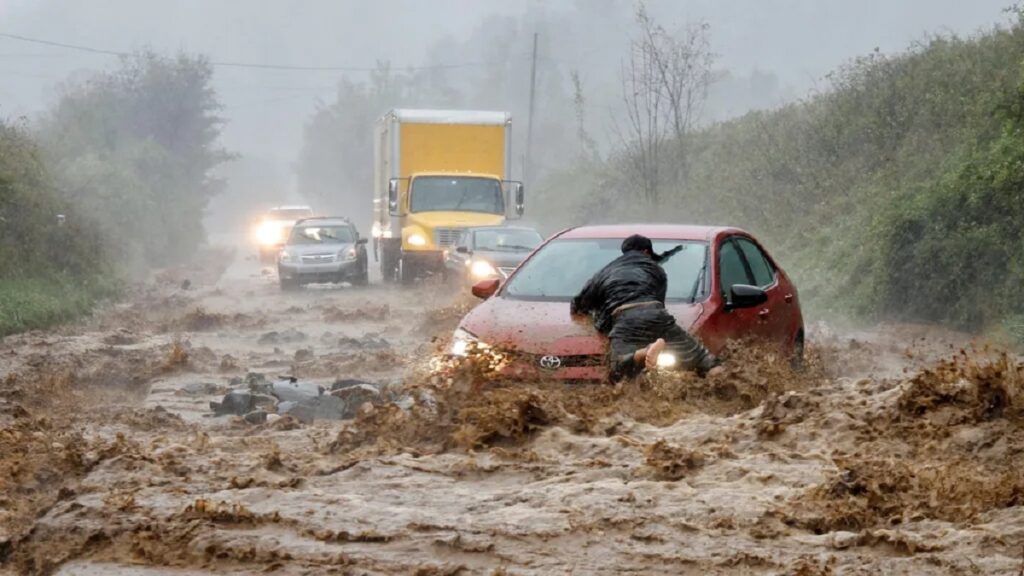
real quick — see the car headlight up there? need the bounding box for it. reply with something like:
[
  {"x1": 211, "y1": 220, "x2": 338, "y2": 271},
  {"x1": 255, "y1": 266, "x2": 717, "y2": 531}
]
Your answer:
[
  {"x1": 407, "y1": 233, "x2": 427, "y2": 246},
  {"x1": 339, "y1": 247, "x2": 357, "y2": 261},
  {"x1": 656, "y1": 352, "x2": 677, "y2": 368},
  {"x1": 470, "y1": 260, "x2": 497, "y2": 278},
  {"x1": 256, "y1": 222, "x2": 281, "y2": 245},
  {"x1": 451, "y1": 327, "x2": 485, "y2": 356}
]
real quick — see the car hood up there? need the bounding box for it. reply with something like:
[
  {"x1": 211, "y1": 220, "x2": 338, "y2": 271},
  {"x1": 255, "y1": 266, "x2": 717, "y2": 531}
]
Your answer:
[
  {"x1": 472, "y1": 250, "x2": 532, "y2": 268},
  {"x1": 460, "y1": 297, "x2": 704, "y2": 356},
  {"x1": 285, "y1": 242, "x2": 352, "y2": 256}
]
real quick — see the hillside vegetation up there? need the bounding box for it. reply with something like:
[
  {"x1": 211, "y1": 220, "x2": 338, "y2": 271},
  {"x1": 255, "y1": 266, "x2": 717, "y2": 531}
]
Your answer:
[
  {"x1": 535, "y1": 19, "x2": 1024, "y2": 333},
  {"x1": 0, "y1": 52, "x2": 227, "y2": 335}
]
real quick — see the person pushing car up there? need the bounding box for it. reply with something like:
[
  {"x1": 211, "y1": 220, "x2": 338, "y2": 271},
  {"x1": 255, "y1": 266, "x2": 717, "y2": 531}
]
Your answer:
[{"x1": 570, "y1": 234, "x2": 721, "y2": 381}]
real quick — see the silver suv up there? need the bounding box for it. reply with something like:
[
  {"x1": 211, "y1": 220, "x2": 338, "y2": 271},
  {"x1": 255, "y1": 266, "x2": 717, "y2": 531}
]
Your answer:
[{"x1": 277, "y1": 218, "x2": 369, "y2": 289}]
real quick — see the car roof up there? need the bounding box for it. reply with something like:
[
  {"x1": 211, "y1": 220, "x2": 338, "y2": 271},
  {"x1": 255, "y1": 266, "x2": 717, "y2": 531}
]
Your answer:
[
  {"x1": 556, "y1": 224, "x2": 741, "y2": 242},
  {"x1": 294, "y1": 217, "x2": 353, "y2": 227}
]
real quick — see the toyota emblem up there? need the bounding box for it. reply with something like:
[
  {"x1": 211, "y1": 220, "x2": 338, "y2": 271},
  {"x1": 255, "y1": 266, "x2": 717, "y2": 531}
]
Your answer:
[{"x1": 538, "y1": 355, "x2": 562, "y2": 370}]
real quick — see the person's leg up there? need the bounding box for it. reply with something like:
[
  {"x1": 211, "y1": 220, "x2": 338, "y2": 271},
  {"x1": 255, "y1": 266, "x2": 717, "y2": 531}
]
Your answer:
[
  {"x1": 662, "y1": 322, "x2": 719, "y2": 375},
  {"x1": 608, "y1": 334, "x2": 647, "y2": 382}
]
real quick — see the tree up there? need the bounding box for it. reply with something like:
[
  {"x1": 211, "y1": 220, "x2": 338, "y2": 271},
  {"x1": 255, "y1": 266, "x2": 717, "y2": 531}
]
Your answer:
[
  {"x1": 616, "y1": 3, "x2": 714, "y2": 202},
  {"x1": 42, "y1": 51, "x2": 229, "y2": 267}
]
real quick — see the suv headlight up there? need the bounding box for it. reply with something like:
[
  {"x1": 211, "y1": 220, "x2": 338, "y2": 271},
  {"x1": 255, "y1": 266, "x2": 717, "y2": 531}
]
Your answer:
[
  {"x1": 451, "y1": 327, "x2": 483, "y2": 357},
  {"x1": 279, "y1": 250, "x2": 293, "y2": 262},
  {"x1": 339, "y1": 247, "x2": 357, "y2": 261}
]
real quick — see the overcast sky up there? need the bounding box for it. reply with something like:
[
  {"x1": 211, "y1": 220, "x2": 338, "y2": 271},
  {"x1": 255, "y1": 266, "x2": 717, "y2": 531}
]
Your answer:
[{"x1": 0, "y1": 0, "x2": 1014, "y2": 192}]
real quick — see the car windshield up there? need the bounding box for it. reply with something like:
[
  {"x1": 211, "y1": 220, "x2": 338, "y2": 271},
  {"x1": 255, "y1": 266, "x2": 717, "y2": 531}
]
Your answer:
[
  {"x1": 474, "y1": 228, "x2": 542, "y2": 252},
  {"x1": 269, "y1": 208, "x2": 313, "y2": 220},
  {"x1": 288, "y1": 225, "x2": 353, "y2": 245},
  {"x1": 503, "y1": 238, "x2": 708, "y2": 302},
  {"x1": 410, "y1": 176, "x2": 504, "y2": 214}
]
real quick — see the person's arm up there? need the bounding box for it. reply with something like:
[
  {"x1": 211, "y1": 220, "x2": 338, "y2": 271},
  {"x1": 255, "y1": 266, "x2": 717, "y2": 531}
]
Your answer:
[
  {"x1": 571, "y1": 272, "x2": 602, "y2": 316},
  {"x1": 654, "y1": 265, "x2": 668, "y2": 304}
]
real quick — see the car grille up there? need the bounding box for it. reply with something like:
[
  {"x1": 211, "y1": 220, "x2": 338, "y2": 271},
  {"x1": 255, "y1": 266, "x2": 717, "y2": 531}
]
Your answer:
[
  {"x1": 532, "y1": 354, "x2": 604, "y2": 370},
  {"x1": 497, "y1": 267, "x2": 516, "y2": 278},
  {"x1": 301, "y1": 253, "x2": 336, "y2": 263},
  {"x1": 434, "y1": 228, "x2": 461, "y2": 247}
]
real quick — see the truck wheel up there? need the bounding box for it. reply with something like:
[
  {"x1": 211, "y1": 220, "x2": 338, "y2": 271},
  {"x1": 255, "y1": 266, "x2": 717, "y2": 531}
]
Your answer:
[{"x1": 399, "y1": 258, "x2": 416, "y2": 285}]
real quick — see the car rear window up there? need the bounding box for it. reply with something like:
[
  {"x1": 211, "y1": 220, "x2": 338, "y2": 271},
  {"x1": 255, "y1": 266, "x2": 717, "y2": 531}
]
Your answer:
[{"x1": 503, "y1": 238, "x2": 708, "y2": 301}]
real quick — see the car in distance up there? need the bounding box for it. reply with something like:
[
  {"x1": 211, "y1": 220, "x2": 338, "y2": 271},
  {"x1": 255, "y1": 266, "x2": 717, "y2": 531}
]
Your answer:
[
  {"x1": 451, "y1": 224, "x2": 803, "y2": 380},
  {"x1": 444, "y1": 225, "x2": 543, "y2": 283},
  {"x1": 277, "y1": 217, "x2": 369, "y2": 290},
  {"x1": 254, "y1": 205, "x2": 315, "y2": 264}
]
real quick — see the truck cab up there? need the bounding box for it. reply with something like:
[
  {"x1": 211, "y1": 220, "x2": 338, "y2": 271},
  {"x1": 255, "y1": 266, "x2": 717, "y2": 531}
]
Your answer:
[{"x1": 373, "y1": 109, "x2": 524, "y2": 284}]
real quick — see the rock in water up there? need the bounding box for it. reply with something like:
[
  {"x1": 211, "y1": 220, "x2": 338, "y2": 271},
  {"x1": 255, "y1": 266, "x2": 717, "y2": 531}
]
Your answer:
[{"x1": 271, "y1": 379, "x2": 323, "y2": 404}]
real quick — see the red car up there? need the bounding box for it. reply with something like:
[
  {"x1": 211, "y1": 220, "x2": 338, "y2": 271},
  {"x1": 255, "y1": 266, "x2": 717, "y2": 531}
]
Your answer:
[{"x1": 451, "y1": 224, "x2": 804, "y2": 380}]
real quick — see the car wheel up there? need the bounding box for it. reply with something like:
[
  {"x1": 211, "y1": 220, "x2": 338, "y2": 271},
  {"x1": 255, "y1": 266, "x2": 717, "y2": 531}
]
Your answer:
[
  {"x1": 790, "y1": 332, "x2": 805, "y2": 371},
  {"x1": 354, "y1": 266, "x2": 369, "y2": 286}
]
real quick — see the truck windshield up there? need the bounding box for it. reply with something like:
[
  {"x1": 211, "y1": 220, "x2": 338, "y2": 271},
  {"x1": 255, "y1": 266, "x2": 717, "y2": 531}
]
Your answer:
[{"x1": 410, "y1": 177, "x2": 504, "y2": 214}]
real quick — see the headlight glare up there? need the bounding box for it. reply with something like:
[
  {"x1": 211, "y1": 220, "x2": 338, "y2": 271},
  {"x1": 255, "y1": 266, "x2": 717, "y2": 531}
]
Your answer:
[
  {"x1": 470, "y1": 260, "x2": 497, "y2": 278},
  {"x1": 656, "y1": 352, "x2": 677, "y2": 368},
  {"x1": 407, "y1": 233, "x2": 427, "y2": 246}
]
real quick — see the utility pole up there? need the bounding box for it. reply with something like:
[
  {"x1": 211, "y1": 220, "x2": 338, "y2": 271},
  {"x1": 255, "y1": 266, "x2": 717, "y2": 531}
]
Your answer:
[{"x1": 525, "y1": 31, "x2": 538, "y2": 186}]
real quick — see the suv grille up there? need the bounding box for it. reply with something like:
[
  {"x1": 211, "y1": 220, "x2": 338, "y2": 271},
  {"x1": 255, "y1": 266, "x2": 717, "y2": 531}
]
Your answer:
[{"x1": 434, "y1": 228, "x2": 461, "y2": 247}]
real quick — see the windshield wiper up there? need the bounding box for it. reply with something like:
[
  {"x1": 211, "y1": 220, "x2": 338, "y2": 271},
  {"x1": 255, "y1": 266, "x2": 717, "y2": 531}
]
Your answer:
[{"x1": 688, "y1": 261, "x2": 706, "y2": 303}]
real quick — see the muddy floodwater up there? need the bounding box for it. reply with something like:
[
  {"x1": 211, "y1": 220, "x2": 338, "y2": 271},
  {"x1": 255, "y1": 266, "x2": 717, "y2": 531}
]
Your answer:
[{"x1": 2, "y1": 248, "x2": 1024, "y2": 575}]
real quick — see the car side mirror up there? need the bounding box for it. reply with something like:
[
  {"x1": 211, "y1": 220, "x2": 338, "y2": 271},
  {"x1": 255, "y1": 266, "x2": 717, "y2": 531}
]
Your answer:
[
  {"x1": 455, "y1": 246, "x2": 471, "y2": 255},
  {"x1": 725, "y1": 284, "x2": 768, "y2": 310},
  {"x1": 356, "y1": 238, "x2": 368, "y2": 245},
  {"x1": 514, "y1": 183, "x2": 525, "y2": 217},
  {"x1": 388, "y1": 178, "x2": 399, "y2": 215},
  {"x1": 471, "y1": 278, "x2": 500, "y2": 299}
]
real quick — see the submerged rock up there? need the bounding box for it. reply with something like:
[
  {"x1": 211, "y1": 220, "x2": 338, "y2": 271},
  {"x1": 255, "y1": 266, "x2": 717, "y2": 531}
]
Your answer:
[{"x1": 209, "y1": 390, "x2": 277, "y2": 416}]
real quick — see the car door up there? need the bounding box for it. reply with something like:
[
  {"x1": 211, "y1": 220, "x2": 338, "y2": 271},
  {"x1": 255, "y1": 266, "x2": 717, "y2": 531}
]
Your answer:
[
  {"x1": 733, "y1": 237, "x2": 790, "y2": 343},
  {"x1": 704, "y1": 237, "x2": 762, "y2": 349}
]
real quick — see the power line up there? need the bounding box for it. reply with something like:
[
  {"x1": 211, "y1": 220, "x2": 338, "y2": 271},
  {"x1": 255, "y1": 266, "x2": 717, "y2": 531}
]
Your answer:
[{"x1": 0, "y1": 32, "x2": 524, "y2": 72}]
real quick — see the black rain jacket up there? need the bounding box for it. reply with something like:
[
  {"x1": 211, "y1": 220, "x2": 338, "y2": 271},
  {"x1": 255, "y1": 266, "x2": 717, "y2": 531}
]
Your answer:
[{"x1": 570, "y1": 251, "x2": 667, "y2": 334}]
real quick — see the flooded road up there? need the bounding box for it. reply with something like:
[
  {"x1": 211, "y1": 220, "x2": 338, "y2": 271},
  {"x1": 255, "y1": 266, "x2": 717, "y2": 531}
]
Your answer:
[{"x1": 2, "y1": 248, "x2": 1023, "y2": 575}]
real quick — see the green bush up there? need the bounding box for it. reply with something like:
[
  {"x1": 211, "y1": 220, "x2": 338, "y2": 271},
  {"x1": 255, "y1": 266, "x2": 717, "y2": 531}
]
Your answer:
[{"x1": 534, "y1": 19, "x2": 1024, "y2": 331}]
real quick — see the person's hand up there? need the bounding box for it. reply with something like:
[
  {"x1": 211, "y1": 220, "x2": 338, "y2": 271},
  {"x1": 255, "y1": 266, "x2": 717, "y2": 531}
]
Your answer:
[{"x1": 706, "y1": 365, "x2": 726, "y2": 378}]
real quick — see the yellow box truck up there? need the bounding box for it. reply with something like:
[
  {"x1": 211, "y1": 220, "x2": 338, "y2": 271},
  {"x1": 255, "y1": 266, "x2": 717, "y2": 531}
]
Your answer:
[{"x1": 372, "y1": 109, "x2": 524, "y2": 284}]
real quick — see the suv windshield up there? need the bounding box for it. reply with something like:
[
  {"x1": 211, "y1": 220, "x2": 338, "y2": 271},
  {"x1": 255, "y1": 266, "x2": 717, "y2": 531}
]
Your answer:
[
  {"x1": 410, "y1": 176, "x2": 503, "y2": 214},
  {"x1": 474, "y1": 228, "x2": 542, "y2": 252},
  {"x1": 288, "y1": 225, "x2": 353, "y2": 245},
  {"x1": 503, "y1": 238, "x2": 708, "y2": 301}
]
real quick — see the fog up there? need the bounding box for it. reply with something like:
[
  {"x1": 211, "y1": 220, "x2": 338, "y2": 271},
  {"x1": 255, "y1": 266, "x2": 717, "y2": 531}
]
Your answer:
[{"x1": 0, "y1": 0, "x2": 1013, "y2": 227}]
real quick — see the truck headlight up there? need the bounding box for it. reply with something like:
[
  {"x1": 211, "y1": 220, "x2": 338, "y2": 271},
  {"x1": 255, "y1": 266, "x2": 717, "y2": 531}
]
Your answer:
[
  {"x1": 470, "y1": 260, "x2": 497, "y2": 279},
  {"x1": 407, "y1": 233, "x2": 427, "y2": 246}
]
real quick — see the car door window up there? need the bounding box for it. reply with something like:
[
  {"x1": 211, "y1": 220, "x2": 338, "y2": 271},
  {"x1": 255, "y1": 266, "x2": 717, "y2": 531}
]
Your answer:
[
  {"x1": 718, "y1": 239, "x2": 752, "y2": 295},
  {"x1": 735, "y1": 238, "x2": 775, "y2": 288}
]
